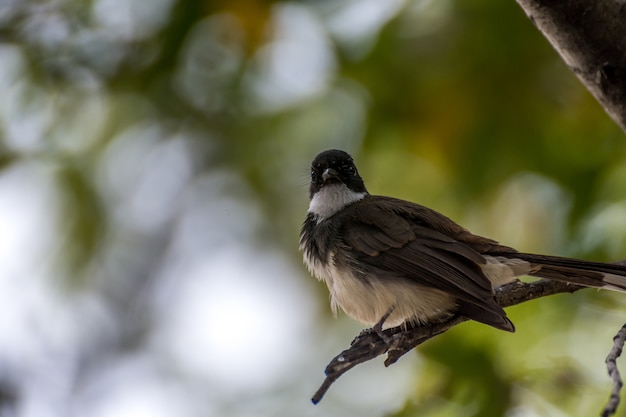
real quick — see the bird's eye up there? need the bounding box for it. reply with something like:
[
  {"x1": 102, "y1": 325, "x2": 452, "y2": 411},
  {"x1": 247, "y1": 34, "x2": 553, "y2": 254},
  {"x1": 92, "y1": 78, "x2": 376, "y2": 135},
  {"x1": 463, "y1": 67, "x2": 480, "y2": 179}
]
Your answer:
[{"x1": 342, "y1": 164, "x2": 355, "y2": 174}]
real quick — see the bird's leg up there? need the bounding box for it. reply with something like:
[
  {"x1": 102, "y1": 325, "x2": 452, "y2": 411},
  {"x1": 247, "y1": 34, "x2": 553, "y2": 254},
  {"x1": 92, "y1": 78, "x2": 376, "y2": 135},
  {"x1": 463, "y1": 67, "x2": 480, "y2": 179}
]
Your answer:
[
  {"x1": 371, "y1": 307, "x2": 395, "y2": 345},
  {"x1": 353, "y1": 307, "x2": 396, "y2": 345}
]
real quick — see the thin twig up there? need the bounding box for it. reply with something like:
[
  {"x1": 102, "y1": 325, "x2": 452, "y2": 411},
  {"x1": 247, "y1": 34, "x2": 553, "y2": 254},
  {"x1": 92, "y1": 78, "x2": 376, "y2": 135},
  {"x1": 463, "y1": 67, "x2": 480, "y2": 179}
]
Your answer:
[{"x1": 602, "y1": 323, "x2": 626, "y2": 417}]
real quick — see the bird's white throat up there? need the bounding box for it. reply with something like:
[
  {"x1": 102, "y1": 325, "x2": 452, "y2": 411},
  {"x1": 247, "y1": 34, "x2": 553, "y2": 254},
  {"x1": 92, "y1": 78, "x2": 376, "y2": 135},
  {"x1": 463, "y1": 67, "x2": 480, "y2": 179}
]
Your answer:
[{"x1": 308, "y1": 184, "x2": 366, "y2": 222}]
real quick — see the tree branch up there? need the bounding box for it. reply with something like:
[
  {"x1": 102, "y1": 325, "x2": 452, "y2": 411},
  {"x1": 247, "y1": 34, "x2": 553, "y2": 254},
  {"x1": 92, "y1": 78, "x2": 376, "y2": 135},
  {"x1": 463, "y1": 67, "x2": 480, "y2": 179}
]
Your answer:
[
  {"x1": 602, "y1": 323, "x2": 626, "y2": 417},
  {"x1": 515, "y1": 0, "x2": 626, "y2": 132},
  {"x1": 312, "y1": 279, "x2": 583, "y2": 404}
]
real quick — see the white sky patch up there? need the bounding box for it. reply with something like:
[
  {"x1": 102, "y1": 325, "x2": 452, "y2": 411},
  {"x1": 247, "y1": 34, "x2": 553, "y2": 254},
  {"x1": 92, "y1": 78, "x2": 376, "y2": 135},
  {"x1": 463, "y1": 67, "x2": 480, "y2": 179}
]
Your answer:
[
  {"x1": 150, "y1": 169, "x2": 317, "y2": 395},
  {"x1": 74, "y1": 355, "x2": 201, "y2": 417},
  {"x1": 0, "y1": 162, "x2": 61, "y2": 307},
  {"x1": 155, "y1": 247, "x2": 316, "y2": 393},
  {"x1": 0, "y1": 161, "x2": 90, "y2": 416},
  {"x1": 326, "y1": 0, "x2": 405, "y2": 56},
  {"x1": 2, "y1": 80, "x2": 52, "y2": 152},
  {"x1": 97, "y1": 124, "x2": 194, "y2": 234},
  {"x1": 93, "y1": 0, "x2": 176, "y2": 40},
  {"x1": 246, "y1": 4, "x2": 336, "y2": 112},
  {"x1": 0, "y1": 44, "x2": 105, "y2": 155}
]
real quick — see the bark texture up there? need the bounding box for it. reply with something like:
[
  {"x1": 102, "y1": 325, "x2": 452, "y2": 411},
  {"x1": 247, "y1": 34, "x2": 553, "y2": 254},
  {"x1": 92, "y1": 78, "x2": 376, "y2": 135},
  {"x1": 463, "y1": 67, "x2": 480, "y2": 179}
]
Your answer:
[{"x1": 516, "y1": 0, "x2": 626, "y2": 131}]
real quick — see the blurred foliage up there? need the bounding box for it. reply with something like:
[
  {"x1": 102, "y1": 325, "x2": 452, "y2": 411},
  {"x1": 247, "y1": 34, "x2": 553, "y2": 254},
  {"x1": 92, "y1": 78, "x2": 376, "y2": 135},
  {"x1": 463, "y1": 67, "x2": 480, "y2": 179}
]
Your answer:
[{"x1": 1, "y1": 0, "x2": 626, "y2": 416}]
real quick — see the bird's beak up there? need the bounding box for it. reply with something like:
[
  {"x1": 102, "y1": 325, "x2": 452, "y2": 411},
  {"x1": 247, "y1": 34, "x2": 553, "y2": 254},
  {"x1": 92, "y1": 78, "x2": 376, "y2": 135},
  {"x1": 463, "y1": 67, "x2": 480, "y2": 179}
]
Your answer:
[{"x1": 322, "y1": 168, "x2": 340, "y2": 183}]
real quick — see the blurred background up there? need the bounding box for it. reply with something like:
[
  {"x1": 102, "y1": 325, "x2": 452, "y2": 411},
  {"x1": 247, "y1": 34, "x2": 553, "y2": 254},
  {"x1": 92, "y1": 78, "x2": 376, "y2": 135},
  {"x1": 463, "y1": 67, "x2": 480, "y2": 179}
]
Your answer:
[{"x1": 1, "y1": 0, "x2": 626, "y2": 416}]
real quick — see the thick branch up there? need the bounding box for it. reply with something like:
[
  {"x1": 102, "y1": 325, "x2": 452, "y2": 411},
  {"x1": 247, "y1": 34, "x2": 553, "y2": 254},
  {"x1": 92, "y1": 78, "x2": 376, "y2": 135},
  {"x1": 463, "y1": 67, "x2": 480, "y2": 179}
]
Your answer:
[
  {"x1": 312, "y1": 279, "x2": 583, "y2": 404},
  {"x1": 515, "y1": 0, "x2": 626, "y2": 132}
]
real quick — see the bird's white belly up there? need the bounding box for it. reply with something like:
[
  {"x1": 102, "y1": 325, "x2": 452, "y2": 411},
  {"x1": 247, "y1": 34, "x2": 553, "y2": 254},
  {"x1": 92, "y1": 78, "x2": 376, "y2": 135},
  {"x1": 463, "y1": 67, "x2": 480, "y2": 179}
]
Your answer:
[{"x1": 303, "y1": 250, "x2": 455, "y2": 328}]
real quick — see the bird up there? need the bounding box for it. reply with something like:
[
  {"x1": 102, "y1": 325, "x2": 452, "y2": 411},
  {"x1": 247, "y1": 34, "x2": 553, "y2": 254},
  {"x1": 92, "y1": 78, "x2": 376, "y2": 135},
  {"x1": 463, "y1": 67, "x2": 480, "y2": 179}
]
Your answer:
[{"x1": 299, "y1": 149, "x2": 626, "y2": 334}]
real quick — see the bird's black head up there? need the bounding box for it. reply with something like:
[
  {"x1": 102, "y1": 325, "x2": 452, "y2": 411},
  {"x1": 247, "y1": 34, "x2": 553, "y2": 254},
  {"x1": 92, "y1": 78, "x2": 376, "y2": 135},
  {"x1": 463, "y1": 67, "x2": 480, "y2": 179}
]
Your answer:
[{"x1": 309, "y1": 149, "x2": 367, "y2": 199}]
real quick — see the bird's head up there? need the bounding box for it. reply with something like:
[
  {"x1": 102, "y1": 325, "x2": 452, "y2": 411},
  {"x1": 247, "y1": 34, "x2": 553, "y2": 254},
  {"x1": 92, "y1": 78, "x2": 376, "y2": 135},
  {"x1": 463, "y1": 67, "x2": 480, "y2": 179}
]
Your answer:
[
  {"x1": 309, "y1": 149, "x2": 367, "y2": 199},
  {"x1": 307, "y1": 149, "x2": 368, "y2": 221}
]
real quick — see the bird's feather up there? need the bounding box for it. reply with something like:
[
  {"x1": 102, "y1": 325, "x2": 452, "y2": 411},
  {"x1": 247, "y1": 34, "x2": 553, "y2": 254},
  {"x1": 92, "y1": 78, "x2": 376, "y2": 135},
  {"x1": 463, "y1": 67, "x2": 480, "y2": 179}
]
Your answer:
[{"x1": 335, "y1": 196, "x2": 515, "y2": 331}]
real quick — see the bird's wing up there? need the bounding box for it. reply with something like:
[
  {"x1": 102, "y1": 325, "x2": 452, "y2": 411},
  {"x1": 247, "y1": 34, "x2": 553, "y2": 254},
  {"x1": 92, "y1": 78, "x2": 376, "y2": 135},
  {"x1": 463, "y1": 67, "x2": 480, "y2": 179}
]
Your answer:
[{"x1": 340, "y1": 197, "x2": 501, "y2": 311}]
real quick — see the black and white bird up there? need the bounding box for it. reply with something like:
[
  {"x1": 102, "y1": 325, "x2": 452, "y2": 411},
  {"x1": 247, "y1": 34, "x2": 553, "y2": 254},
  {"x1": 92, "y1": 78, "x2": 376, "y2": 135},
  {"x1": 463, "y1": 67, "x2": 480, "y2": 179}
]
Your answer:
[{"x1": 300, "y1": 149, "x2": 626, "y2": 333}]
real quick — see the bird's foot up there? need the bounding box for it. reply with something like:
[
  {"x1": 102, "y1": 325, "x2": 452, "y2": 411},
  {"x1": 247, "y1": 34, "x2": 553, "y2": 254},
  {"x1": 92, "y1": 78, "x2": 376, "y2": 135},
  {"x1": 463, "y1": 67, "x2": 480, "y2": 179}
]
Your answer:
[
  {"x1": 372, "y1": 321, "x2": 392, "y2": 345},
  {"x1": 358, "y1": 307, "x2": 395, "y2": 345}
]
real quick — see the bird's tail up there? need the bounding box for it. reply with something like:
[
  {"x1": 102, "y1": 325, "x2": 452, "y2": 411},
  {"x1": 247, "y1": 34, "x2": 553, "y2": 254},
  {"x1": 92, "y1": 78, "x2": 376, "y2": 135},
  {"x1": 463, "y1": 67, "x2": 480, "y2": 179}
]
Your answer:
[{"x1": 513, "y1": 253, "x2": 626, "y2": 292}]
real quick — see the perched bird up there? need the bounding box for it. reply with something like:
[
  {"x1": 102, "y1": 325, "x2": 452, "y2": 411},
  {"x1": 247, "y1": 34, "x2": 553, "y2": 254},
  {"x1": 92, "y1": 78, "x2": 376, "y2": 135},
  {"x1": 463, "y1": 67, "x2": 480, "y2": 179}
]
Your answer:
[{"x1": 300, "y1": 149, "x2": 626, "y2": 333}]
